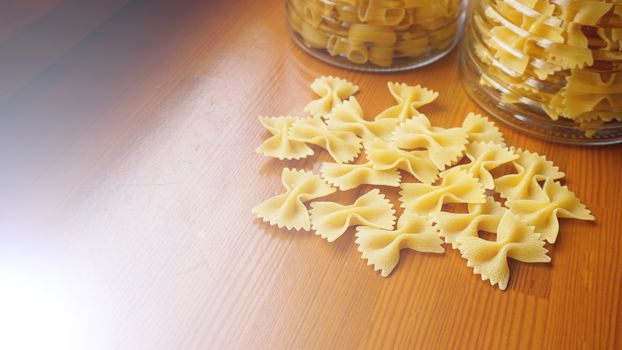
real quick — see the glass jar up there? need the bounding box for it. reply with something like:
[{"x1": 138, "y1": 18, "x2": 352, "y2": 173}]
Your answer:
[
  {"x1": 461, "y1": 0, "x2": 622, "y2": 145},
  {"x1": 285, "y1": 0, "x2": 466, "y2": 72}
]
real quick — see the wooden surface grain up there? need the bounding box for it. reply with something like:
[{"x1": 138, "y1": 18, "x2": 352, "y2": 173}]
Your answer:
[{"x1": 1, "y1": 0, "x2": 621, "y2": 349}]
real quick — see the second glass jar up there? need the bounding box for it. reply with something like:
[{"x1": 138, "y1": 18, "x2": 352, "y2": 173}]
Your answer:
[{"x1": 286, "y1": 0, "x2": 466, "y2": 72}]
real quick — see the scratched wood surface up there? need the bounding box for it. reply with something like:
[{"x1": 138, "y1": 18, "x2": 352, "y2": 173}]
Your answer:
[{"x1": 1, "y1": 0, "x2": 621, "y2": 349}]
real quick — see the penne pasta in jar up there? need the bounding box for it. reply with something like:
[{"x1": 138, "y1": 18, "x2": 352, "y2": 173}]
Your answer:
[{"x1": 285, "y1": 0, "x2": 465, "y2": 71}]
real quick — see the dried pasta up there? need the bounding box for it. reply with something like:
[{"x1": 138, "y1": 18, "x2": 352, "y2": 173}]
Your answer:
[
  {"x1": 457, "y1": 211, "x2": 551, "y2": 290},
  {"x1": 366, "y1": 138, "x2": 439, "y2": 184},
  {"x1": 457, "y1": 141, "x2": 518, "y2": 190},
  {"x1": 289, "y1": 116, "x2": 362, "y2": 163},
  {"x1": 494, "y1": 148, "x2": 565, "y2": 200},
  {"x1": 392, "y1": 115, "x2": 468, "y2": 170},
  {"x1": 254, "y1": 76, "x2": 595, "y2": 291},
  {"x1": 431, "y1": 196, "x2": 506, "y2": 248},
  {"x1": 310, "y1": 189, "x2": 396, "y2": 242},
  {"x1": 400, "y1": 168, "x2": 486, "y2": 215},
  {"x1": 461, "y1": 113, "x2": 505, "y2": 145},
  {"x1": 506, "y1": 178, "x2": 594, "y2": 243},
  {"x1": 320, "y1": 161, "x2": 401, "y2": 191},
  {"x1": 356, "y1": 212, "x2": 444, "y2": 277},
  {"x1": 326, "y1": 97, "x2": 401, "y2": 141},
  {"x1": 286, "y1": 0, "x2": 464, "y2": 68},
  {"x1": 304, "y1": 76, "x2": 360, "y2": 117},
  {"x1": 253, "y1": 168, "x2": 336, "y2": 230},
  {"x1": 256, "y1": 116, "x2": 314, "y2": 160},
  {"x1": 375, "y1": 82, "x2": 439, "y2": 120}
]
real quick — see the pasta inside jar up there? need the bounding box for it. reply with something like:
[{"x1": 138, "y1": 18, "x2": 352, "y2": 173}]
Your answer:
[
  {"x1": 461, "y1": 0, "x2": 622, "y2": 144},
  {"x1": 286, "y1": 0, "x2": 466, "y2": 71}
]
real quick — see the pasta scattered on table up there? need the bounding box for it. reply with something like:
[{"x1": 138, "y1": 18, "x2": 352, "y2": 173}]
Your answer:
[
  {"x1": 253, "y1": 75, "x2": 594, "y2": 290},
  {"x1": 400, "y1": 168, "x2": 486, "y2": 215},
  {"x1": 506, "y1": 178, "x2": 594, "y2": 243},
  {"x1": 289, "y1": 116, "x2": 362, "y2": 163},
  {"x1": 457, "y1": 211, "x2": 551, "y2": 290},
  {"x1": 252, "y1": 168, "x2": 336, "y2": 231},
  {"x1": 256, "y1": 116, "x2": 314, "y2": 160},
  {"x1": 310, "y1": 189, "x2": 396, "y2": 242},
  {"x1": 356, "y1": 212, "x2": 444, "y2": 277}
]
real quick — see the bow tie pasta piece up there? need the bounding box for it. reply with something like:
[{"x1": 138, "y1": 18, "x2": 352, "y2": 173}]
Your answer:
[
  {"x1": 355, "y1": 213, "x2": 444, "y2": 277},
  {"x1": 431, "y1": 197, "x2": 506, "y2": 249},
  {"x1": 310, "y1": 189, "x2": 396, "y2": 242},
  {"x1": 506, "y1": 178, "x2": 594, "y2": 243},
  {"x1": 457, "y1": 211, "x2": 551, "y2": 290},
  {"x1": 326, "y1": 97, "x2": 401, "y2": 141},
  {"x1": 462, "y1": 113, "x2": 505, "y2": 145},
  {"x1": 289, "y1": 117, "x2": 362, "y2": 163},
  {"x1": 320, "y1": 161, "x2": 401, "y2": 191},
  {"x1": 457, "y1": 142, "x2": 518, "y2": 190},
  {"x1": 375, "y1": 82, "x2": 439, "y2": 121},
  {"x1": 304, "y1": 76, "x2": 360, "y2": 118},
  {"x1": 400, "y1": 168, "x2": 486, "y2": 215},
  {"x1": 494, "y1": 148, "x2": 565, "y2": 200},
  {"x1": 253, "y1": 168, "x2": 336, "y2": 231},
  {"x1": 392, "y1": 115, "x2": 468, "y2": 170},
  {"x1": 256, "y1": 116, "x2": 314, "y2": 160},
  {"x1": 366, "y1": 138, "x2": 439, "y2": 184}
]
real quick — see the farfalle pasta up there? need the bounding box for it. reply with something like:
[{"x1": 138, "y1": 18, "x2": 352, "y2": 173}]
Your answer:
[
  {"x1": 326, "y1": 97, "x2": 400, "y2": 140},
  {"x1": 392, "y1": 114, "x2": 468, "y2": 169},
  {"x1": 462, "y1": 113, "x2": 505, "y2": 145},
  {"x1": 366, "y1": 138, "x2": 439, "y2": 184},
  {"x1": 432, "y1": 196, "x2": 506, "y2": 249},
  {"x1": 457, "y1": 141, "x2": 518, "y2": 190},
  {"x1": 494, "y1": 148, "x2": 565, "y2": 200},
  {"x1": 375, "y1": 82, "x2": 439, "y2": 120},
  {"x1": 254, "y1": 76, "x2": 595, "y2": 291},
  {"x1": 289, "y1": 116, "x2": 362, "y2": 163},
  {"x1": 400, "y1": 168, "x2": 486, "y2": 215},
  {"x1": 320, "y1": 161, "x2": 401, "y2": 191},
  {"x1": 304, "y1": 76, "x2": 360, "y2": 117},
  {"x1": 457, "y1": 211, "x2": 551, "y2": 290},
  {"x1": 256, "y1": 116, "x2": 314, "y2": 160},
  {"x1": 506, "y1": 178, "x2": 594, "y2": 243},
  {"x1": 356, "y1": 212, "x2": 444, "y2": 277},
  {"x1": 463, "y1": 0, "x2": 622, "y2": 139},
  {"x1": 310, "y1": 189, "x2": 396, "y2": 242},
  {"x1": 253, "y1": 168, "x2": 336, "y2": 230}
]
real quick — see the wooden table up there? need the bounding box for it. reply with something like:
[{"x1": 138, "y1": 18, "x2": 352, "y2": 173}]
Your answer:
[{"x1": 1, "y1": 1, "x2": 621, "y2": 349}]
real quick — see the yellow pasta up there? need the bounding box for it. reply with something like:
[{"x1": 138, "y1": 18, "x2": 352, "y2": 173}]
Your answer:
[
  {"x1": 432, "y1": 196, "x2": 506, "y2": 249},
  {"x1": 457, "y1": 211, "x2": 551, "y2": 290},
  {"x1": 461, "y1": 112, "x2": 505, "y2": 145},
  {"x1": 375, "y1": 82, "x2": 439, "y2": 120},
  {"x1": 326, "y1": 97, "x2": 400, "y2": 140},
  {"x1": 304, "y1": 76, "x2": 360, "y2": 118},
  {"x1": 256, "y1": 116, "x2": 314, "y2": 160},
  {"x1": 366, "y1": 138, "x2": 439, "y2": 184},
  {"x1": 457, "y1": 141, "x2": 518, "y2": 190},
  {"x1": 253, "y1": 168, "x2": 336, "y2": 231},
  {"x1": 494, "y1": 148, "x2": 565, "y2": 200},
  {"x1": 400, "y1": 168, "x2": 486, "y2": 215},
  {"x1": 348, "y1": 23, "x2": 398, "y2": 47},
  {"x1": 391, "y1": 115, "x2": 468, "y2": 170},
  {"x1": 506, "y1": 178, "x2": 594, "y2": 243},
  {"x1": 320, "y1": 161, "x2": 401, "y2": 190},
  {"x1": 310, "y1": 189, "x2": 396, "y2": 242},
  {"x1": 356, "y1": 212, "x2": 444, "y2": 277},
  {"x1": 289, "y1": 116, "x2": 362, "y2": 163}
]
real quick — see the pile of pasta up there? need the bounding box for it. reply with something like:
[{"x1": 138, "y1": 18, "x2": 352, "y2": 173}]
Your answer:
[
  {"x1": 253, "y1": 76, "x2": 594, "y2": 290},
  {"x1": 472, "y1": 0, "x2": 622, "y2": 134},
  {"x1": 286, "y1": 0, "x2": 463, "y2": 68}
]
